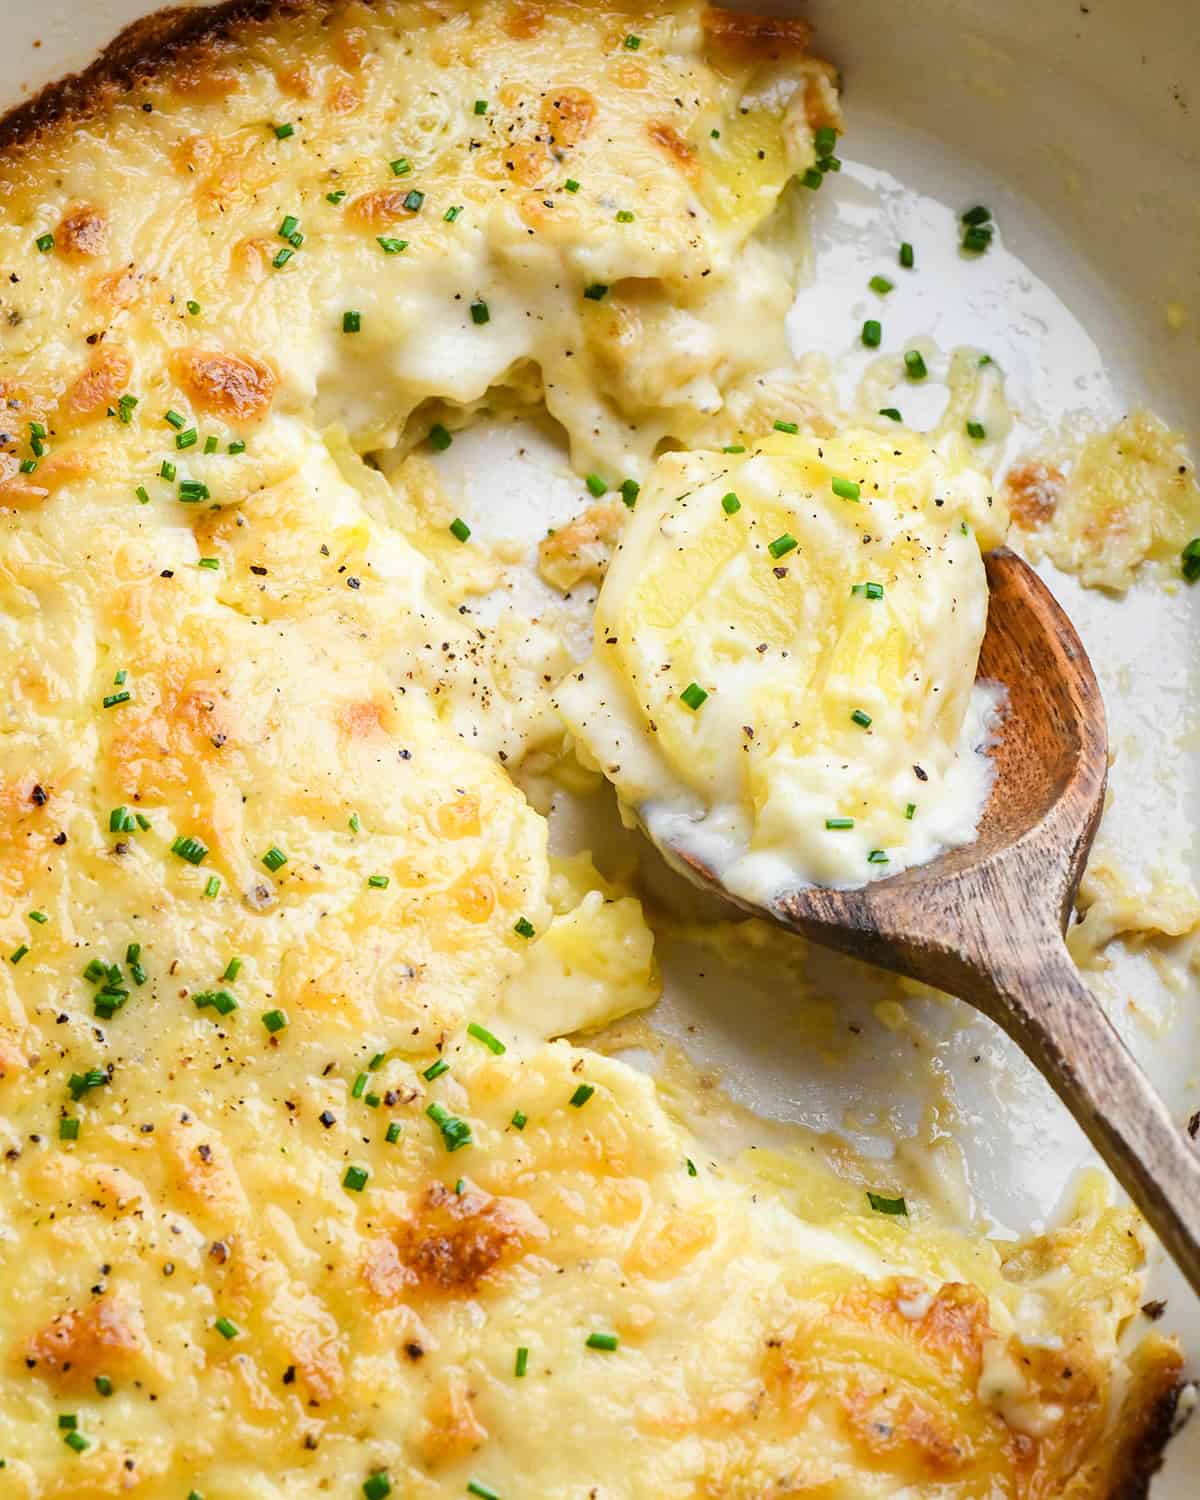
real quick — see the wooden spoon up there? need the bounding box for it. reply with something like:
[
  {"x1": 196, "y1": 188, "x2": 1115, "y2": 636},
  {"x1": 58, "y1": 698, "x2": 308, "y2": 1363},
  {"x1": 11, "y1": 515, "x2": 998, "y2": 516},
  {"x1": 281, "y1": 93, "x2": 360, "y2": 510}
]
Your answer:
[{"x1": 665, "y1": 545, "x2": 1200, "y2": 1292}]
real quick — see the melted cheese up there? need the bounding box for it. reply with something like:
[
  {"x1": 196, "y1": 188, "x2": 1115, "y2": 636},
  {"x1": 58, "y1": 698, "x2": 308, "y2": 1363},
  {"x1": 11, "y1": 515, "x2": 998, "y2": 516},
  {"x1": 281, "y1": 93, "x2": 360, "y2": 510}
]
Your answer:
[
  {"x1": 557, "y1": 428, "x2": 999, "y2": 895},
  {"x1": 0, "y1": 1, "x2": 1180, "y2": 1497}
]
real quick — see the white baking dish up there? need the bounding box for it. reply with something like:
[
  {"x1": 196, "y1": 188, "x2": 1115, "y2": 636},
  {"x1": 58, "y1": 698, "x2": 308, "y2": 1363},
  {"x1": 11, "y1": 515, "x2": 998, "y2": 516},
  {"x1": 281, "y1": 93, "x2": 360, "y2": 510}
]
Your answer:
[{"x1": 1, "y1": 0, "x2": 1197, "y2": 1492}]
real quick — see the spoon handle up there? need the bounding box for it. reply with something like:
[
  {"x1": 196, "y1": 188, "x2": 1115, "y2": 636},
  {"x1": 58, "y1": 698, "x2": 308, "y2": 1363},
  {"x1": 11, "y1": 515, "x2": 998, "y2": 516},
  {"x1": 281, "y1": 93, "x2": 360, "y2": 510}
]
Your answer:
[{"x1": 970, "y1": 938, "x2": 1200, "y2": 1294}]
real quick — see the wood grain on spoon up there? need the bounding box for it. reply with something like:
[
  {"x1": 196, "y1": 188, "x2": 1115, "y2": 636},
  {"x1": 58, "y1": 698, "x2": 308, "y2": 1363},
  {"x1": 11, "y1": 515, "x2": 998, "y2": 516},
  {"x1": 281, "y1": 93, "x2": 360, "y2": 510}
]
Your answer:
[{"x1": 672, "y1": 546, "x2": 1200, "y2": 1293}]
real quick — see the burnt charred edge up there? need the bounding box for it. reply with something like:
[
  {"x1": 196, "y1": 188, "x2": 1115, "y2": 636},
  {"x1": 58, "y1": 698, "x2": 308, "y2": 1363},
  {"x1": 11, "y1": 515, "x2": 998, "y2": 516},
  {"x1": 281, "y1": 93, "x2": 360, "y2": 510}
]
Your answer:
[
  {"x1": 1107, "y1": 1378, "x2": 1185, "y2": 1500},
  {"x1": 0, "y1": 0, "x2": 324, "y2": 154}
]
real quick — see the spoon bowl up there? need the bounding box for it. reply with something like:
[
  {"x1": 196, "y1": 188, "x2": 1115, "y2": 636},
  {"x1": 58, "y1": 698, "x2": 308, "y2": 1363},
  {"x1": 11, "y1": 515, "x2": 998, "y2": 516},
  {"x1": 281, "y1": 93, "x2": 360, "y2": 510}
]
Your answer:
[{"x1": 662, "y1": 547, "x2": 1200, "y2": 1293}]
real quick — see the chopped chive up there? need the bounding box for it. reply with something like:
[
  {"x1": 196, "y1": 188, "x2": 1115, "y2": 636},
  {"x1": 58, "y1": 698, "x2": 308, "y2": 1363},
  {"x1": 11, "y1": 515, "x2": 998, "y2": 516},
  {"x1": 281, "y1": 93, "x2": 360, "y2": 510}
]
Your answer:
[
  {"x1": 867, "y1": 849, "x2": 890, "y2": 864},
  {"x1": 64, "y1": 1431, "x2": 91, "y2": 1453},
  {"x1": 801, "y1": 167, "x2": 823, "y2": 190},
  {"x1": 103, "y1": 690, "x2": 131, "y2": 709},
  {"x1": 365, "y1": 1092, "x2": 381, "y2": 1109},
  {"x1": 58, "y1": 1415, "x2": 78, "y2": 1430},
  {"x1": 831, "y1": 476, "x2": 860, "y2": 501},
  {"x1": 899, "y1": 241, "x2": 914, "y2": 268},
  {"x1": 467, "y1": 1021, "x2": 505, "y2": 1055},
  {"x1": 164, "y1": 410, "x2": 186, "y2": 430},
  {"x1": 117, "y1": 393, "x2": 138, "y2": 423},
  {"x1": 585, "y1": 473, "x2": 607, "y2": 497},
  {"x1": 869, "y1": 275, "x2": 894, "y2": 295},
  {"x1": 850, "y1": 708, "x2": 873, "y2": 729},
  {"x1": 615, "y1": 210, "x2": 634, "y2": 223},
  {"x1": 171, "y1": 835, "x2": 208, "y2": 865},
  {"x1": 326, "y1": 189, "x2": 347, "y2": 204},
  {"x1": 262, "y1": 846, "x2": 287, "y2": 873},
  {"x1": 1181, "y1": 538, "x2": 1200, "y2": 582},
  {"x1": 342, "y1": 310, "x2": 362, "y2": 333},
  {"x1": 368, "y1": 1052, "x2": 387, "y2": 1070},
  {"x1": 178, "y1": 480, "x2": 209, "y2": 502},
  {"x1": 203, "y1": 435, "x2": 218, "y2": 455},
  {"x1": 402, "y1": 189, "x2": 425, "y2": 213},
  {"x1": 443, "y1": 205, "x2": 463, "y2": 222},
  {"x1": 176, "y1": 428, "x2": 198, "y2": 450},
  {"x1": 467, "y1": 1483, "x2": 501, "y2": 1500},
  {"x1": 878, "y1": 407, "x2": 902, "y2": 422},
  {"x1": 905, "y1": 802, "x2": 916, "y2": 819},
  {"x1": 583, "y1": 283, "x2": 608, "y2": 301},
  {"x1": 198, "y1": 557, "x2": 220, "y2": 570},
  {"x1": 721, "y1": 491, "x2": 741, "y2": 514},
  {"x1": 620, "y1": 477, "x2": 640, "y2": 508},
  {"x1": 679, "y1": 681, "x2": 708, "y2": 711},
  {"x1": 352, "y1": 1072, "x2": 368, "y2": 1098},
  {"x1": 228, "y1": 438, "x2": 246, "y2": 454},
  {"x1": 814, "y1": 125, "x2": 837, "y2": 155},
  {"x1": 426, "y1": 1101, "x2": 472, "y2": 1151},
  {"x1": 825, "y1": 817, "x2": 854, "y2": 830},
  {"x1": 423, "y1": 1058, "x2": 450, "y2": 1081},
  {"x1": 204, "y1": 876, "x2": 221, "y2": 898},
  {"x1": 867, "y1": 1190, "x2": 907, "y2": 1215},
  {"x1": 20, "y1": 459, "x2": 39, "y2": 474},
  {"x1": 569, "y1": 1083, "x2": 594, "y2": 1108},
  {"x1": 108, "y1": 807, "x2": 130, "y2": 833},
  {"x1": 363, "y1": 1474, "x2": 392, "y2": 1500},
  {"x1": 9, "y1": 945, "x2": 28, "y2": 965},
  {"x1": 511, "y1": 1109, "x2": 527, "y2": 1130},
  {"x1": 84, "y1": 959, "x2": 107, "y2": 983},
  {"x1": 59, "y1": 1117, "x2": 80, "y2": 1140},
  {"x1": 272, "y1": 247, "x2": 294, "y2": 268},
  {"x1": 473, "y1": 99, "x2": 489, "y2": 115},
  {"x1": 29, "y1": 910, "x2": 47, "y2": 924},
  {"x1": 278, "y1": 214, "x2": 299, "y2": 239},
  {"x1": 966, "y1": 420, "x2": 986, "y2": 440},
  {"x1": 348, "y1": 812, "x2": 361, "y2": 833},
  {"x1": 513, "y1": 917, "x2": 535, "y2": 939},
  {"x1": 214, "y1": 1316, "x2": 239, "y2": 1340},
  {"x1": 773, "y1": 419, "x2": 798, "y2": 434},
  {"x1": 623, "y1": 32, "x2": 641, "y2": 48},
  {"x1": 851, "y1": 581, "x2": 884, "y2": 599},
  {"x1": 35, "y1": 232, "x2": 54, "y2": 252},
  {"x1": 722, "y1": 444, "x2": 746, "y2": 453},
  {"x1": 768, "y1": 533, "x2": 797, "y2": 559},
  {"x1": 564, "y1": 179, "x2": 580, "y2": 193},
  {"x1": 377, "y1": 236, "x2": 408, "y2": 254},
  {"x1": 586, "y1": 1331, "x2": 618, "y2": 1351},
  {"x1": 160, "y1": 460, "x2": 176, "y2": 481},
  {"x1": 429, "y1": 423, "x2": 453, "y2": 451},
  {"x1": 514, "y1": 1346, "x2": 529, "y2": 1376},
  {"x1": 273, "y1": 122, "x2": 294, "y2": 139},
  {"x1": 68, "y1": 1068, "x2": 108, "y2": 1100},
  {"x1": 367, "y1": 874, "x2": 390, "y2": 889},
  {"x1": 449, "y1": 517, "x2": 471, "y2": 543},
  {"x1": 962, "y1": 223, "x2": 993, "y2": 253},
  {"x1": 385, "y1": 1121, "x2": 402, "y2": 1144},
  {"x1": 861, "y1": 319, "x2": 882, "y2": 347},
  {"x1": 978, "y1": 353, "x2": 993, "y2": 366},
  {"x1": 904, "y1": 350, "x2": 928, "y2": 380},
  {"x1": 343, "y1": 1165, "x2": 369, "y2": 1192},
  {"x1": 686, "y1": 1157, "x2": 697, "y2": 1175},
  {"x1": 94, "y1": 1375, "x2": 114, "y2": 1397},
  {"x1": 961, "y1": 204, "x2": 991, "y2": 226},
  {"x1": 262, "y1": 1009, "x2": 287, "y2": 1033},
  {"x1": 470, "y1": 299, "x2": 490, "y2": 325},
  {"x1": 389, "y1": 157, "x2": 411, "y2": 176},
  {"x1": 961, "y1": 520, "x2": 970, "y2": 535}
]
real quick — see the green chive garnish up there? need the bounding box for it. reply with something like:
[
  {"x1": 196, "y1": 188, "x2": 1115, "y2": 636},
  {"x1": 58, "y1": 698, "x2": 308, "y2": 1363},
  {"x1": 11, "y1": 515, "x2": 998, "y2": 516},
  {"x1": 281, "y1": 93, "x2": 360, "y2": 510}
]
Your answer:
[
  {"x1": 29, "y1": 910, "x2": 48, "y2": 924},
  {"x1": 679, "y1": 682, "x2": 708, "y2": 711},
  {"x1": 389, "y1": 157, "x2": 411, "y2": 176},
  {"x1": 35, "y1": 232, "x2": 54, "y2": 252},
  {"x1": 103, "y1": 690, "x2": 131, "y2": 708},
  {"x1": 171, "y1": 835, "x2": 208, "y2": 865},
  {"x1": 327, "y1": 189, "x2": 347, "y2": 204},
  {"x1": 904, "y1": 350, "x2": 928, "y2": 380},
  {"x1": 831, "y1": 476, "x2": 860, "y2": 501},
  {"x1": 586, "y1": 1331, "x2": 618, "y2": 1351},
  {"x1": 721, "y1": 492, "x2": 741, "y2": 514},
  {"x1": 869, "y1": 275, "x2": 894, "y2": 295},
  {"x1": 467, "y1": 1483, "x2": 500, "y2": 1500},
  {"x1": 615, "y1": 210, "x2": 634, "y2": 223},
  {"x1": 768, "y1": 533, "x2": 797, "y2": 559},
  {"x1": 470, "y1": 299, "x2": 490, "y2": 325},
  {"x1": 273, "y1": 123, "x2": 294, "y2": 139},
  {"x1": 467, "y1": 1021, "x2": 505, "y2": 1055},
  {"x1": 367, "y1": 874, "x2": 390, "y2": 889},
  {"x1": 564, "y1": 179, "x2": 580, "y2": 193},
  {"x1": 204, "y1": 876, "x2": 221, "y2": 898},
  {"x1": 899, "y1": 242, "x2": 914, "y2": 268},
  {"x1": 620, "y1": 478, "x2": 640, "y2": 508},
  {"x1": 867, "y1": 1190, "x2": 907, "y2": 1215},
  {"x1": 343, "y1": 1165, "x2": 369, "y2": 1192},
  {"x1": 262, "y1": 846, "x2": 287, "y2": 872},
  {"x1": 850, "y1": 708, "x2": 872, "y2": 728},
  {"x1": 363, "y1": 1475, "x2": 392, "y2": 1500},
  {"x1": 423, "y1": 1058, "x2": 449, "y2": 1081},
  {"x1": 262, "y1": 1009, "x2": 287, "y2": 1033},
  {"x1": 585, "y1": 473, "x2": 607, "y2": 497},
  {"x1": 9, "y1": 945, "x2": 28, "y2": 965},
  {"x1": 342, "y1": 310, "x2": 361, "y2": 333},
  {"x1": 402, "y1": 189, "x2": 424, "y2": 212},
  {"x1": 624, "y1": 33, "x2": 641, "y2": 48},
  {"x1": 272, "y1": 247, "x2": 293, "y2": 268},
  {"x1": 583, "y1": 283, "x2": 608, "y2": 301},
  {"x1": 878, "y1": 407, "x2": 902, "y2": 422},
  {"x1": 569, "y1": 1083, "x2": 594, "y2": 1108},
  {"x1": 966, "y1": 420, "x2": 986, "y2": 439},
  {"x1": 1181, "y1": 538, "x2": 1200, "y2": 582},
  {"x1": 961, "y1": 204, "x2": 991, "y2": 226},
  {"x1": 385, "y1": 1121, "x2": 402, "y2": 1144},
  {"x1": 867, "y1": 849, "x2": 889, "y2": 864},
  {"x1": 214, "y1": 1316, "x2": 239, "y2": 1339},
  {"x1": 59, "y1": 1117, "x2": 80, "y2": 1140},
  {"x1": 513, "y1": 917, "x2": 535, "y2": 939},
  {"x1": 905, "y1": 802, "x2": 916, "y2": 819},
  {"x1": 449, "y1": 517, "x2": 471, "y2": 543},
  {"x1": 862, "y1": 319, "x2": 882, "y2": 348},
  {"x1": 64, "y1": 1431, "x2": 91, "y2": 1453},
  {"x1": 377, "y1": 236, "x2": 408, "y2": 254},
  {"x1": 426, "y1": 1101, "x2": 472, "y2": 1151},
  {"x1": 443, "y1": 205, "x2": 463, "y2": 222},
  {"x1": 773, "y1": 419, "x2": 798, "y2": 434},
  {"x1": 825, "y1": 817, "x2": 854, "y2": 830},
  {"x1": 514, "y1": 1346, "x2": 529, "y2": 1376},
  {"x1": 176, "y1": 428, "x2": 198, "y2": 450},
  {"x1": 429, "y1": 423, "x2": 453, "y2": 451}
]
